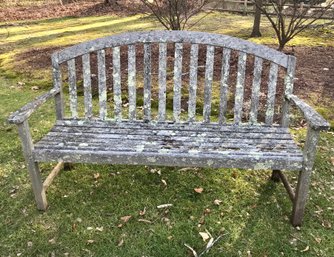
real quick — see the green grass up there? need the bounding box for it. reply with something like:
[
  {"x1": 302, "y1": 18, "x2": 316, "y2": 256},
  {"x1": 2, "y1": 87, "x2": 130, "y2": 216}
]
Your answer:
[{"x1": 1, "y1": 12, "x2": 334, "y2": 256}]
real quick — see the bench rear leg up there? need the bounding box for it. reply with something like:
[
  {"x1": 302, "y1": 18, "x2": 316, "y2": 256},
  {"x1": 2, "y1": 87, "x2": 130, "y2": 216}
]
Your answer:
[
  {"x1": 18, "y1": 121, "x2": 47, "y2": 210},
  {"x1": 291, "y1": 127, "x2": 319, "y2": 226},
  {"x1": 271, "y1": 170, "x2": 281, "y2": 182}
]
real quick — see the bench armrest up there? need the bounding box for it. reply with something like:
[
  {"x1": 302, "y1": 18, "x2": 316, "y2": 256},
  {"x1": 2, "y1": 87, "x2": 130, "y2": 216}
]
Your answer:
[
  {"x1": 286, "y1": 94, "x2": 330, "y2": 131},
  {"x1": 8, "y1": 88, "x2": 60, "y2": 124}
]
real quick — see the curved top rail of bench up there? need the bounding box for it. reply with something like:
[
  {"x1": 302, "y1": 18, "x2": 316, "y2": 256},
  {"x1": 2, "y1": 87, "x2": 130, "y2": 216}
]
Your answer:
[{"x1": 52, "y1": 31, "x2": 289, "y2": 67}]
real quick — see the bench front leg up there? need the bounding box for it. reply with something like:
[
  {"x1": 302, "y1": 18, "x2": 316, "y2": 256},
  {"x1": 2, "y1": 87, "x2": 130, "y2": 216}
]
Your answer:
[
  {"x1": 291, "y1": 125, "x2": 319, "y2": 226},
  {"x1": 17, "y1": 120, "x2": 47, "y2": 210}
]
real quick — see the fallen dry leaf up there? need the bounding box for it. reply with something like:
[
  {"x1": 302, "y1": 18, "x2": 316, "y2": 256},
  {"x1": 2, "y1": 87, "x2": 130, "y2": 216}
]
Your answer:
[
  {"x1": 138, "y1": 219, "x2": 152, "y2": 224},
  {"x1": 117, "y1": 238, "x2": 124, "y2": 247},
  {"x1": 117, "y1": 224, "x2": 123, "y2": 228},
  {"x1": 87, "y1": 239, "x2": 95, "y2": 244},
  {"x1": 157, "y1": 203, "x2": 173, "y2": 209},
  {"x1": 93, "y1": 173, "x2": 100, "y2": 180},
  {"x1": 96, "y1": 226, "x2": 104, "y2": 232},
  {"x1": 194, "y1": 187, "x2": 203, "y2": 193},
  {"x1": 120, "y1": 215, "x2": 132, "y2": 223},
  {"x1": 161, "y1": 179, "x2": 167, "y2": 187},
  {"x1": 300, "y1": 245, "x2": 310, "y2": 252},
  {"x1": 139, "y1": 207, "x2": 146, "y2": 216},
  {"x1": 213, "y1": 199, "x2": 222, "y2": 205},
  {"x1": 199, "y1": 232, "x2": 210, "y2": 242}
]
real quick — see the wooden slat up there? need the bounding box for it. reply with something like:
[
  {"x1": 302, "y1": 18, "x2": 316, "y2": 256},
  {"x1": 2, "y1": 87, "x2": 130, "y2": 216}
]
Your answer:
[
  {"x1": 43, "y1": 162, "x2": 64, "y2": 190},
  {"x1": 281, "y1": 55, "x2": 296, "y2": 127},
  {"x1": 40, "y1": 135, "x2": 298, "y2": 150},
  {"x1": 97, "y1": 50, "x2": 107, "y2": 120},
  {"x1": 219, "y1": 48, "x2": 231, "y2": 124},
  {"x1": 158, "y1": 43, "x2": 167, "y2": 122},
  {"x1": 265, "y1": 63, "x2": 279, "y2": 125},
  {"x1": 52, "y1": 61, "x2": 64, "y2": 120},
  {"x1": 188, "y1": 44, "x2": 199, "y2": 122},
  {"x1": 249, "y1": 56, "x2": 263, "y2": 124},
  {"x1": 173, "y1": 43, "x2": 183, "y2": 122},
  {"x1": 143, "y1": 43, "x2": 152, "y2": 121},
  {"x1": 67, "y1": 59, "x2": 78, "y2": 119},
  {"x1": 234, "y1": 52, "x2": 247, "y2": 124},
  {"x1": 56, "y1": 119, "x2": 290, "y2": 133},
  {"x1": 113, "y1": 46, "x2": 122, "y2": 121},
  {"x1": 128, "y1": 45, "x2": 136, "y2": 121},
  {"x1": 82, "y1": 53, "x2": 92, "y2": 119},
  {"x1": 203, "y1": 45, "x2": 215, "y2": 123}
]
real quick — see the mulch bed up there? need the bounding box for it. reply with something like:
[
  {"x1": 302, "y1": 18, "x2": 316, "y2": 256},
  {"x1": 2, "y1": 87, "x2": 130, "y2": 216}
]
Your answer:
[
  {"x1": 0, "y1": 1, "x2": 145, "y2": 22},
  {"x1": 14, "y1": 44, "x2": 334, "y2": 123}
]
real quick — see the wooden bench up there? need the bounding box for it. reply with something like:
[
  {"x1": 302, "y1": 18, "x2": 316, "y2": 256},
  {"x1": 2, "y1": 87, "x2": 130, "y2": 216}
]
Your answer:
[{"x1": 8, "y1": 31, "x2": 329, "y2": 226}]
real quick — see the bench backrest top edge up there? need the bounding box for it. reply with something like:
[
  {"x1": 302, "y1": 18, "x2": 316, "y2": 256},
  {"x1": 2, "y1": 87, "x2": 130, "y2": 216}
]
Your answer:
[{"x1": 51, "y1": 31, "x2": 289, "y2": 67}]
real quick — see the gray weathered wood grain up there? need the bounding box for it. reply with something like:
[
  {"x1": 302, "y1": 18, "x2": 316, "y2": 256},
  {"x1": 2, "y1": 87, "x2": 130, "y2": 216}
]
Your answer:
[
  {"x1": 113, "y1": 47, "x2": 122, "y2": 121},
  {"x1": 188, "y1": 44, "x2": 199, "y2": 122},
  {"x1": 219, "y1": 48, "x2": 231, "y2": 124},
  {"x1": 158, "y1": 43, "x2": 167, "y2": 122},
  {"x1": 203, "y1": 45, "x2": 215, "y2": 123},
  {"x1": 173, "y1": 43, "x2": 183, "y2": 122},
  {"x1": 144, "y1": 43, "x2": 152, "y2": 121},
  {"x1": 281, "y1": 55, "x2": 296, "y2": 127},
  {"x1": 249, "y1": 56, "x2": 263, "y2": 124},
  {"x1": 53, "y1": 31, "x2": 288, "y2": 67},
  {"x1": 234, "y1": 52, "x2": 247, "y2": 124},
  {"x1": 8, "y1": 88, "x2": 60, "y2": 124},
  {"x1": 97, "y1": 50, "x2": 107, "y2": 120},
  {"x1": 265, "y1": 62, "x2": 279, "y2": 125},
  {"x1": 128, "y1": 45, "x2": 137, "y2": 121},
  {"x1": 82, "y1": 53, "x2": 93, "y2": 119},
  {"x1": 52, "y1": 58, "x2": 64, "y2": 120},
  {"x1": 67, "y1": 59, "x2": 78, "y2": 119}
]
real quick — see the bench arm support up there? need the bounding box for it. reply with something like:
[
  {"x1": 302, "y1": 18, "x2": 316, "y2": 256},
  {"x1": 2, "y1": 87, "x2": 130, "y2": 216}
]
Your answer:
[
  {"x1": 8, "y1": 88, "x2": 60, "y2": 125},
  {"x1": 286, "y1": 94, "x2": 330, "y2": 131}
]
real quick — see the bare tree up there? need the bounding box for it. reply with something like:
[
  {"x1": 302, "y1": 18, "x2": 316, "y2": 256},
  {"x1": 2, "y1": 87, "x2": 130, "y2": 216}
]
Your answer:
[
  {"x1": 251, "y1": 0, "x2": 263, "y2": 37},
  {"x1": 140, "y1": 0, "x2": 209, "y2": 30},
  {"x1": 253, "y1": 0, "x2": 334, "y2": 50}
]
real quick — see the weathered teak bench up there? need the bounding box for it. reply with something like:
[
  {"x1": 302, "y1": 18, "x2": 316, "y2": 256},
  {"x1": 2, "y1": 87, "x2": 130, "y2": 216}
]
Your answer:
[{"x1": 8, "y1": 31, "x2": 329, "y2": 226}]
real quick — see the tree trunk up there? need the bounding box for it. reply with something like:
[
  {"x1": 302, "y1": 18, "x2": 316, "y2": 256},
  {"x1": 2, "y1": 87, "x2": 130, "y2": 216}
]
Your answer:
[{"x1": 251, "y1": 0, "x2": 262, "y2": 37}]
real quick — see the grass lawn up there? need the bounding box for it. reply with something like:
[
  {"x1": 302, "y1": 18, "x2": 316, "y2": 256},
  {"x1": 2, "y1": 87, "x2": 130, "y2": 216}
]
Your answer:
[{"x1": 0, "y1": 12, "x2": 333, "y2": 256}]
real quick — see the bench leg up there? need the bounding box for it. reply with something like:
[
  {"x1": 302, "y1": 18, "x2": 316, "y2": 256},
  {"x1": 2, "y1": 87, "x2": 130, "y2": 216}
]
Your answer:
[
  {"x1": 291, "y1": 127, "x2": 319, "y2": 226},
  {"x1": 64, "y1": 163, "x2": 73, "y2": 171},
  {"x1": 18, "y1": 121, "x2": 48, "y2": 210},
  {"x1": 271, "y1": 170, "x2": 281, "y2": 182}
]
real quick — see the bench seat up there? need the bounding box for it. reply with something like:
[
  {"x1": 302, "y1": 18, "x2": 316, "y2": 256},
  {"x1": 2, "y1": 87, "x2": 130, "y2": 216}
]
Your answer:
[{"x1": 34, "y1": 120, "x2": 303, "y2": 170}]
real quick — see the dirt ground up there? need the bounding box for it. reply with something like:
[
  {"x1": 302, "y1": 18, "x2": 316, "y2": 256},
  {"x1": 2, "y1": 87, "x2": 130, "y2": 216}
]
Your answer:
[
  {"x1": 0, "y1": 1, "x2": 144, "y2": 22},
  {"x1": 3, "y1": 1, "x2": 334, "y2": 117}
]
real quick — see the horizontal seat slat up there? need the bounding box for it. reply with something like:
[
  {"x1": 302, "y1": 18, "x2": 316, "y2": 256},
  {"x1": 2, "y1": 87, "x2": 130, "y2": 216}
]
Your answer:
[
  {"x1": 34, "y1": 149, "x2": 302, "y2": 171},
  {"x1": 33, "y1": 120, "x2": 303, "y2": 171},
  {"x1": 49, "y1": 126, "x2": 294, "y2": 140},
  {"x1": 55, "y1": 120, "x2": 289, "y2": 133}
]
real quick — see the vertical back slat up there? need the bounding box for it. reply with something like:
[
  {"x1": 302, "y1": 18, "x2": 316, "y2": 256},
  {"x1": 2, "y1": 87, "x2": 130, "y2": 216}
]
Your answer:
[
  {"x1": 113, "y1": 47, "x2": 122, "y2": 121},
  {"x1": 52, "y1": 62, "x2": 64, "y2": 120},
  {"x1": 188, "y1": 44, "x2": 199, "y2": 122},
  {"x1": 234, "y1": 52, "x2": 247, "y2": 124},
  {"x1": 203, "y1": 45, "x2": 215, "y2": 123},
  {"x1": 281, "y1": 55, "x2": 296, "y2": 127},
  {"x1": 219, "y1": 48, "x2": 231, "y2": 124},
  {"x1": 173, "y1": 43, "x2": 183, "y2": 122},
  {"x1": 249, "y1": 56, "x2": 263, "y2": 124},
  {"x1": 265, "y1": 63, "x2": 279, "y2": 125},
  {"x1": 143, "y1": 43, "x2": 152, "y2": 122},
  {"x1": 97, "y1": 50, "x2": 107, "y2": 120},
  {"x1": 128, "y1": 45, "x2": 136, "y2": 121},
  {"x1": 158, "y1": 43, "x2": 167, "y2": 122},
  {"x1": 82, "y1": 53, "x2": 92, "y2": 119},
  {"x1": 67, "y1": 59, "x2": 78, "y2": 119}
]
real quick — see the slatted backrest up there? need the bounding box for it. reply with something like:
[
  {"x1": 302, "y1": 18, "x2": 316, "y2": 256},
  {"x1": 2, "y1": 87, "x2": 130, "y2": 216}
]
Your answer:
[{"x1": 52, "y1": 31, "x2": 295, "y2": 126}]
